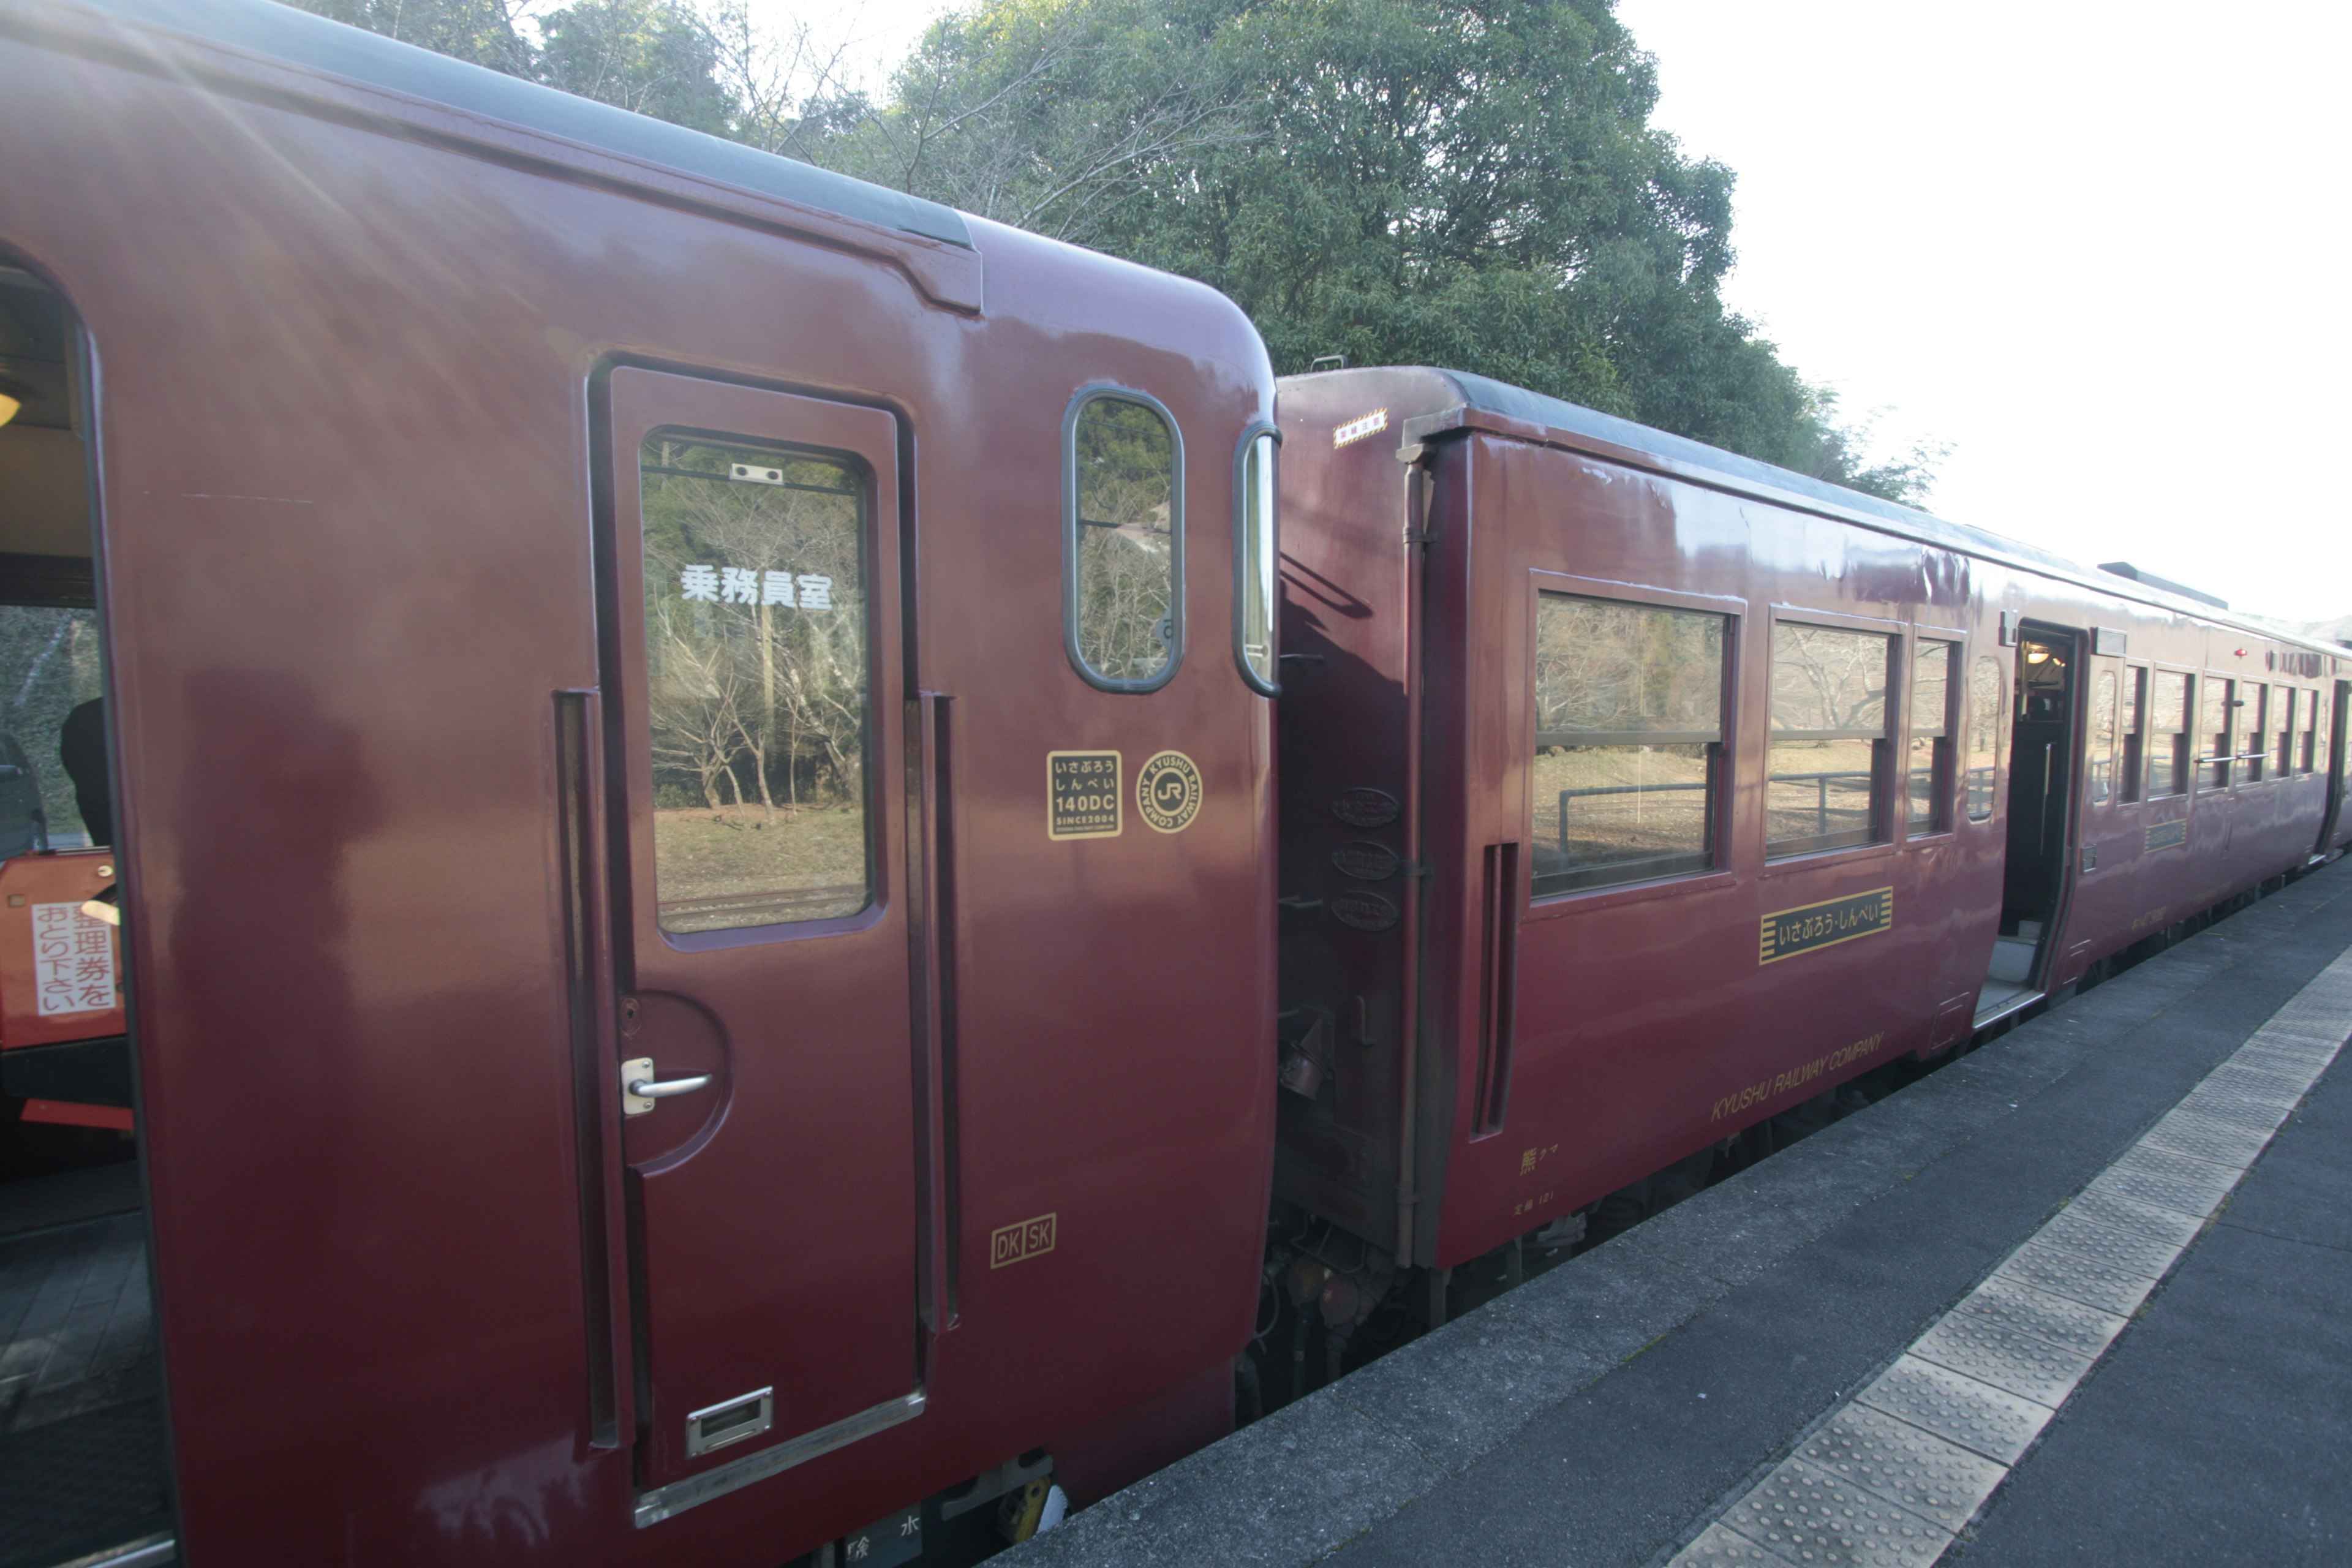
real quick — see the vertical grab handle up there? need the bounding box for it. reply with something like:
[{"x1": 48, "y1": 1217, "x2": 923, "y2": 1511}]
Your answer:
[
  {"x1": 907, "y1": 692, "x2": 960, "y2": 1334},
  {"x1": 1472, "y1": 841, "x2": 1520, "y2": 1138},
  {"x1": 555, "y1": 689, "x2": 629, "y2": 1447}
]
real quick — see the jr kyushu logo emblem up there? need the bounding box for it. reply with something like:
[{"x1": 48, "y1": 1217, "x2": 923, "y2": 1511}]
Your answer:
[{"x1": 1137, "y1": 750, "x2": 1202, "y2": 833}]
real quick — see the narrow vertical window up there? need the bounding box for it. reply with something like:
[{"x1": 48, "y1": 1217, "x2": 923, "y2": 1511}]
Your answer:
[
  {"x1": 2089, "y1": 668, "x2": 2117, "y2": 803},
  {"x1": 1531, "y1": 595, "x2": 1728, "y2": 894},
  {"x1": 2244, "y1": 685, "x2": 2269, "y2": 782},
  {"x1": 1065, "y1": 389, "x2": 1182, "y2": 690},
  {"x1": 2310, "y1": 688, "x2": 2328, "y2": 775},
  {"x1": 1907, "y1": 641, "x2": 1955, "y2": 837},
  {"x1": 1965, "y1": 654, "x2": 2004, "y2": 821},
  {"x1": 2275, "y1": 685, "x2": 2296, "y2": 777},
  {"x1": 638, "y1": 433, "x2": 870, "y2": 932},
  {"x1": 2148, "y1": 671, "x2": 2189, "y2": 797},
  {"x1": 1768, "y1": 622, "x2": 1892, "y2": 857},
  {"x1": 1234, "y1": 428, "x2": 1278, "y2": 695},
  {"x1": 2199, "y1": 675, "x2": 2233, "y2": 790},
  {"x1": 2120, "y1": 665, "x2": 2146, "y2": 802}
]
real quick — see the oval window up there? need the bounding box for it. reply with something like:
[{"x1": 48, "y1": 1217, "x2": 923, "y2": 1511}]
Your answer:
[
  {"x1": 1066, "y1": 390, "x2": 1182, "y2": 690},
  {"x1": 1235, "y1": 428, "x2": 1278, "y2": 694}
]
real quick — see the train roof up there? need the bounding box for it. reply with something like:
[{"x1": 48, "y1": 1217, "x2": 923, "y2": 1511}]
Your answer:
[
  {"x1": 1303, "y1": 366, "x2": 2339, "y2": 659},
  {"x1": 60, "y1": 0, "x2": 973, "y2": 251}
]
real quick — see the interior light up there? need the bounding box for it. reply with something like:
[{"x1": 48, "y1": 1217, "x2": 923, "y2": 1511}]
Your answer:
[
  {"x1": 2024, "y1": 646, "x2": 2050, "y2": 664},
  {"x1": 0, "y1": 389, "x2": 20, "y2": 428}
]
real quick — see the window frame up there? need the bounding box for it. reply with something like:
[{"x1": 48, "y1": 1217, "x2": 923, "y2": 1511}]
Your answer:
[
  {"x1": 2196, "y1": 671, "x2": 2235, "y2": 791},
  {"x1": 1962, "y1": 647, "x2": 2007, "y2": 824},
  {"x1": 2146, "y1": 665, "x2": 2193, "y2": 799},
  {"x1": 1231, "y1": 421, "x2": 1281, "y2": 698},
  {"x1": 1521, "y1": 571, "x2": 1746, "y2": 918},
  {"x1": 1905, "y1": 630, "x2": 1964, "y2": 841},
  {"x1": 1061, "y1": 383, "x2": 1186, "y2": 694},
  {"x1": 2119, "y1": 662, "x2": 2146, "y2": 802},
  {"x1": 1762, "y1": 608, "x2": 1901, "y2": 864}
]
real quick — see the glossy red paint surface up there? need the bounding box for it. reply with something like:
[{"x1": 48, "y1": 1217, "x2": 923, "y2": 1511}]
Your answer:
[
  {"x1": 1274, "y1": 367, "x2": 2349, "y2": 1274},
  {"x1": 0, "y1": 2, "x2": 1275, "y2": 1559}
]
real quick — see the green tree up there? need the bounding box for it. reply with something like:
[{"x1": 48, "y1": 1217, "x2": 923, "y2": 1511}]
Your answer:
[
  {"x1": 536, "y1": 0, "x2": 734, "y2": 132},
  {"x1": 291, "y1": 0, "x2": 535, "y2": 74}
]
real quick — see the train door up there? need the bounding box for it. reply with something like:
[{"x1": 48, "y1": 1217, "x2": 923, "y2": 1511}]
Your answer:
[
  {"x1": 598, "y1": 369, "x2": 921, "y2": 1513},
  {"x1": 1984, "y1": 625, "x2": 2081, "y2": 1014},
  {"x1": 0, "y1": 260, "x2": 170, "y2": 1563}
]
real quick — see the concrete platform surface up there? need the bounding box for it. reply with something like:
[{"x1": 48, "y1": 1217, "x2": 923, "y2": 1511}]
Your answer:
[{"x1": 1007, "y1": 858, "x2": 2352, "y2": 1568}]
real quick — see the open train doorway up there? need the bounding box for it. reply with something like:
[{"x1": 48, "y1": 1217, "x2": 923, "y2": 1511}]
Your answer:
[
  {"x1": 1978, "y1": 625, "x2": 2082, "y2": 1022},
  {"x1": 0, "y1": 257, "x2": 170, "y2": 1566}
]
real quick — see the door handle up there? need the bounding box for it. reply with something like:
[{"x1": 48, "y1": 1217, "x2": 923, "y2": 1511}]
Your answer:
[{"x1": 621, "y1": 1056, "x2": 712, "y2": 1116}]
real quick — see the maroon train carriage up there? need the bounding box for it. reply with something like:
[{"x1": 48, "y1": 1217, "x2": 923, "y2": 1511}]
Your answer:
[
  {"x1": 0, "y1": 0, "x2": 1281, "y2": 1562},
  {"x1": 1267, "y1": 365, "x2": 2350, "y2": 1348}
]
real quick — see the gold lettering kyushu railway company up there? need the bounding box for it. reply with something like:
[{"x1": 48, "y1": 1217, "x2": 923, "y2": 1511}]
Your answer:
[
  {"x1": 1757, "y1": 887, "x2": 1894, "y2": 965},
  {"x1": 1709, "y1": 1033, "x2": 1888, "y2": 1123}
]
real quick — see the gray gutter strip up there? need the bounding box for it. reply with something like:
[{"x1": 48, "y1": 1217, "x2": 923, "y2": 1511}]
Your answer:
[{"x1": 75, "y1": 0, "x2": 973, "y2": 249}]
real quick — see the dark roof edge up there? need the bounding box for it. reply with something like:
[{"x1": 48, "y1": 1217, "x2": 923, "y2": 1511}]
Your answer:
[
  {"x1": 1379, "y1": 368, "x2": 2338, "y2": 660},
  {"x1": 69, "y1": 0, "x2": 973, "y2": 251}
]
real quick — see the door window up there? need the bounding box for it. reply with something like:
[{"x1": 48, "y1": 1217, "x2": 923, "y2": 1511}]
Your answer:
[
  {"x1": 2199, "y1": 675, "x2": 2234, "y2": 790},
  {"x1": 1234, "y1": 429, "x2": 1278, "y2": 694},
  {"x1": 2119, "y1": 665, "x2": 2145, "y2": 802},
  {"x1": 2148, "y1": 671, "x2": 2190, "y2": 797},
  {"x1": 1965, "y1": 654, "x2": 2004, "y2": 821},
  {"x1": 1908, "y1": 640, "x2": 1956, "y2": 837},
  {"x1": 638, "y1": 432, "x2": 870, "y2": 933},
  {"x1": 1768, "y1": 622, "x2": 1891, "y2": 857},
  {"x1": 2088, "y1": 667, "x2": 2117, "y2": 804},
  {"x1": 1531, "y1": 594, "x2": 1727, "y2": 894},
  {"x1": 1065, "y1": 390, "x2": 1182, "y2": 690}
]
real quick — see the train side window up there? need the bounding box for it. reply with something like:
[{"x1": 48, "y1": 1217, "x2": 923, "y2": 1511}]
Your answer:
[
  {"x1": 2310, "y1": 688, "x2": 2328, "y2": 774},
  {"x1": 2198, "y1": 674, "x2": 2233, "y2": 790},
  {"x1": 1234, "y1": 428, "x2": 1278, "y2": 695},
  {"x1": 1530, "y1": 594, "x2": 1727, "y2": 895},
  {"x1": 2119, "y1": 665, "x2": 2146, "y2": 802},
  {"x1": 1907, "y1": 639, "x2": 1956, "y2": 837},
  {"x1": 2243, "y1": 685, "x2": 2269, "y2": 783},
  {"x1": 1766, "y1": 621, "x2": 1891, "y2": 857},
  {"x1": 2148, "y1": 669, "x2": 2190, "y2": 797},
  {"x1": 1065, "y1": 388, "x2": 1182, "y2": 691},
  {"x1": 2275, "y1": 685, "x2": 2295, "y2": 777},
  {"x1": 638, "y1": 432, "x2": 872, "y2": 933},
  {"x1": 2088, "y1": 666, "x2": 2117, "y2": 804},
  {"x1": 1964, "y1": 654, "x2": 2004, "y2": 820}
]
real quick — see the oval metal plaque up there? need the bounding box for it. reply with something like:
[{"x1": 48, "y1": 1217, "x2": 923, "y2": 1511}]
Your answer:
[
  {"x1": 1330, "y1": 888, "x2": 1401, "y2": 933},
  {"x1": 1329, "y1": 787, "x2": 1400, "y2": 829},
  {"x1": 1331, "y1": 840, "x2": 1401, "y2": 882}
]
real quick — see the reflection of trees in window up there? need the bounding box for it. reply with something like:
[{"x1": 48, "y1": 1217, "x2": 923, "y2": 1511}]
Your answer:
[
  {"x1": 1071, "y1": 396, "x2": 1176, "y2": 685},
  {"x1": 0, "y1": 606, "x2": 102, "y2": 842},
  {"x1": 638, "y1": 434, "x2": 869, "y2": 932},
  {"x1": 1909, "y1": 642, "x2": 1956, "y2": 836},
  {"x1": 1768, "y1": 623, "x2": 1890, "y2": 856},
  {"x1": 2147, "y1": 670, "x2": 2189, "y2": 797},
  {"x1": 1966, "y1": 655, "x2": 2004, "y2": 820},
  {"x1": 1531, "y1": 595, "x2": 1725, "y2": 895},
  {"x1": 2089, "y1": 669, "x2": 2117, "y2": 802}
]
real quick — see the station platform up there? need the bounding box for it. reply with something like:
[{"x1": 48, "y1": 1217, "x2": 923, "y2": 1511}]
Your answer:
[{"x1": 1010, "y1": 857, "x2": 2352, "y2": 1568}]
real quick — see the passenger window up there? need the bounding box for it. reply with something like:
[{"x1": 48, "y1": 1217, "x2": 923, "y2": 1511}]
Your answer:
[
  {"x1": 2119, "y1": 665, "x2": 2146, "y2": 802},
  {"x1": 2089, "y1": 668, "x2": 2117, "y2": 804},
  {"x1": 2148, "y1": 671, "x2": 2189, "y2": 797},
  {"x1": 2198, "y1": 675, "x2": 2233, "y2": 790},
  {"x1": 1907, "y1": 640, "x2": 1955, "y2": 837},
  {"x1": 2275, "y1": 685, "x2": 2295, "y2": 776},
  {"x1": 638, "y1": 432, "x2": 870, "y2": 933},
  {"x1": 1768, "y1": 622, "x2": 1891, "y2": 857},
  {"x1": 2243, "y1": 685, "x2": 2269, "y2": 782},
  {"x1": 1066, "y1": 391, "x2": 1181, "y2": 689},
  {"x1": 1964, "y1": 654, "x2": 2004, "y2": 821},
  {"x1": 0, "y1": 607, "x2": 104, "y2": 850},
  {"x1": 1531, "y1": 594, "x2": 1728, "y2": 895},
  {"x1": 1234, "y1": 429, "x2": 1278, "y2": 694},
  {"x1": 2312, "y1": 688, "x2": 2329, "y2": 774}
]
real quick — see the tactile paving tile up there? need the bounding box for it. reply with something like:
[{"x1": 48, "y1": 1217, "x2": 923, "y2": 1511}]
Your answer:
[
  {"x1": 1954, "y1": 1273, "x2": 2130, "y2": 1360},
  {"x1": 2170, "y1": 1085, "x2": 2292, "y2": 1131},
  {"x1": 2141, "y1": 1114, "x2": 2271, "y2": 1169},
  {"x1": 1669, "y1": 1520, "x2": 1797, "y2": 1566},
  {"x1": 2086, "y1": 1161, "x2": 2231, "y2": 1221},
  {"x1": 1856, "y1": 1355, "x2": 2051, "y2": 1465},
  {"x1": 2230, "y1": 1041, "x2": 2334, "y2": 1077},
  {"x1": 1796, "y1": 1402, "x2": 2008, "y2": 1531},
  {"x1": 1995, "y1": 1237, "x2": 2163, "y2": 1317},
  {"x1": 1910, "y1": 1311, "x2": 2095, "y2": 1408},
  {"x1": 2201, "y1": 1060, "x2": 2316, "y2": 1102},
  {"x1": 2032, "y1": 1210, "x2": 2188, "y2": 1281},
  {"x1": 2110, "y1": 1142, "x2": 2244, "y2": 1192},
  {"x1": 1719, "y1": 1458, "x2": 1949, "y2": 1567},
  {"x1": 2059, "y1": 1188, "x2": 2205, "y2": 1250}
]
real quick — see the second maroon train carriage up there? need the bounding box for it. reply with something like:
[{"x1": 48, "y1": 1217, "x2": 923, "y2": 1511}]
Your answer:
[{"x1": 0, "y1": 2, "x2": 2346, "y2": 1565}]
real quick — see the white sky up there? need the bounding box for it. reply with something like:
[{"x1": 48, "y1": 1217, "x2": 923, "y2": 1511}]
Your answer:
[{"x1": 762, "y1": 0, "x2": 2352, "y2": 626}]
